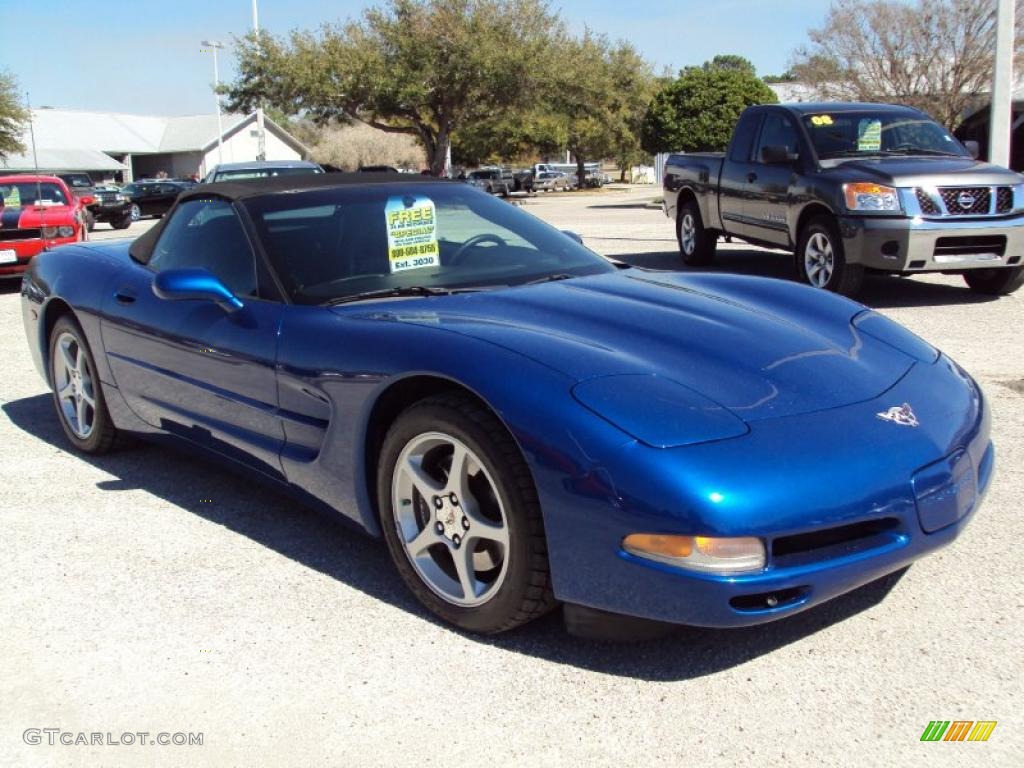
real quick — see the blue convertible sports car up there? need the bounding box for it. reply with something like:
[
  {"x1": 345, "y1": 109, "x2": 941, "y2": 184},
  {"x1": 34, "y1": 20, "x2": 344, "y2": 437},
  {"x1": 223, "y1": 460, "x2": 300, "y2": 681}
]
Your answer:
[{"x1": 20, "y1": 174, "x2": 993, "y2": 635}]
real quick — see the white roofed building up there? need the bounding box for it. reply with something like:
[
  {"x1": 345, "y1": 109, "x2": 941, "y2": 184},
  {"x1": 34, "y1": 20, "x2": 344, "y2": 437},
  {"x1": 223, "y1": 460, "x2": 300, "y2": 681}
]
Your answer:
[{"x1": 1, "y1": 108, "x2": 311, "y2": 181}]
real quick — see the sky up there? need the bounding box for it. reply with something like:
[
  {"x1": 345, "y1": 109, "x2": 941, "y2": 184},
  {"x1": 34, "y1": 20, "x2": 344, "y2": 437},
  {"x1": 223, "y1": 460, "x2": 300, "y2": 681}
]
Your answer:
[{"x1": 0, "y1": 0, "x2": 832, "y2": 116}]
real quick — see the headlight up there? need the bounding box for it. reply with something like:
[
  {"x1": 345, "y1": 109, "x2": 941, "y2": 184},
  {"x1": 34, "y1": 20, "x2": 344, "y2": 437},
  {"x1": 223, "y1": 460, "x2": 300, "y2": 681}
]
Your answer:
[
  {"x1": 843, "y1": 182, "x2": 902, "y2": 212},
  {"x1": 115, "y1": 194, "x2": 126, "y2": 202},
  {"x1": 40, "y1": 226, "x2": 59, "y2": 238},
  {"x1": 623, "y1": 534, "x2": 766, "y2": 574},
  {"x1": 58, "y1": 225, "x2": 75, "y2": 237}
]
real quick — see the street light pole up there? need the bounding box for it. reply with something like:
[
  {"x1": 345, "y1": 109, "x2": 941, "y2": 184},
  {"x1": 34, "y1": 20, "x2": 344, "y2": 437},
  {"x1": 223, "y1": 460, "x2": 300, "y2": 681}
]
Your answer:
[
  {"x1": 253, "y1": 0, "x2": 267, "y2": 162},
  {"x1": 989, "y1": 0, "x2": 1015, "y2": 168},
  {"x1": 202, "y1": 40, "x2": 226, "y2": 166}
]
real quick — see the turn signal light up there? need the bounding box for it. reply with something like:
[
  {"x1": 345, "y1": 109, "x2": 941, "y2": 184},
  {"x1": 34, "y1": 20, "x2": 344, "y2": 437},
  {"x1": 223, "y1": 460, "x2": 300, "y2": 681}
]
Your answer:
[{"x1": 623, "y1": 533, "x2": 765, "y2": 574}]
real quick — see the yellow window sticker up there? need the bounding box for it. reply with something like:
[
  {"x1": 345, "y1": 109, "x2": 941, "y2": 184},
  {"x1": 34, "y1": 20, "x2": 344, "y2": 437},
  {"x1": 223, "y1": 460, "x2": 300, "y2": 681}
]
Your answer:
[
  {"x1": 858, "y1": 119, "x2": 882, "y2": 151},
  {"x1": 810, "y1": 115, "x2": 834, "y2": 126},
  {"x1": 1, "y1": 187, "x2": 21, "y2": 207},
  {"x1": 386, "y1": 195, "x2": 440, "y2": 274}
]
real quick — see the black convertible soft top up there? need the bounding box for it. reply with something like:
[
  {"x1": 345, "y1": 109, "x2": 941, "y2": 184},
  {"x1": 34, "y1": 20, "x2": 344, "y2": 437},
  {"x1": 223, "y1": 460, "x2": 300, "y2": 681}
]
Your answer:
[{"x1": 130, "y1": 173, "x2": 449, "y2": 263}]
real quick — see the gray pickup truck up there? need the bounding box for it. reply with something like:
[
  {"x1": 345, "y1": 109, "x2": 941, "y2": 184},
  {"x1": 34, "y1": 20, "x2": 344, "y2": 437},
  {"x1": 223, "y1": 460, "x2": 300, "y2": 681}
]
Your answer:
[{"x1": 663, "y1": 102, "x2": 1024, "y2": 296}]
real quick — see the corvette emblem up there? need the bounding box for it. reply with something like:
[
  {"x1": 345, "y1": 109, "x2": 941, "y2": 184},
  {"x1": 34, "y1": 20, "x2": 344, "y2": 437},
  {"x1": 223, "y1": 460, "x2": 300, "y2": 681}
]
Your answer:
[{"x1": 877, "y1": 403, "x2": 919, "y2": 427}]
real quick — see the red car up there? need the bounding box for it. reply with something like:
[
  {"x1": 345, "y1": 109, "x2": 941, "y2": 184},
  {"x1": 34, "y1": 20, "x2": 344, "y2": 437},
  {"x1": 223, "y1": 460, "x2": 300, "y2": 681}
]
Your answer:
[{"x1": 0, "y1": 175, "x2": 84, "y2": 277}]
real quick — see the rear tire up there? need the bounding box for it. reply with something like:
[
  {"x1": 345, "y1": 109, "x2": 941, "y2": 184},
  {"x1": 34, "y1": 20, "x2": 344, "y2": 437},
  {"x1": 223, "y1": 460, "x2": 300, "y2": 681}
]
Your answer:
[
  {"x1": 48, "y1": 315, "x2": 119, "y2": 454},
  {"x1": 676, "y1": 198, "x2": 717, "y2": 266},
  {"x1": 377, "y1": 393, "x2": 556, "y2": 634},
  {"x1": 796, "y1": 216, "x2": 864, "y2": 297},
  {"x1": 963, "y1": 266, "x2": 1024, "y2": 295}
]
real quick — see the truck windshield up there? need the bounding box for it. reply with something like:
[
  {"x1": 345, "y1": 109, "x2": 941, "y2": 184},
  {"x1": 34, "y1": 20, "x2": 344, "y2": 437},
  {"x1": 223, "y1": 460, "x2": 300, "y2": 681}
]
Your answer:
[{"x1": 802, "y1": 111, "x2": 968, "y2": 159}]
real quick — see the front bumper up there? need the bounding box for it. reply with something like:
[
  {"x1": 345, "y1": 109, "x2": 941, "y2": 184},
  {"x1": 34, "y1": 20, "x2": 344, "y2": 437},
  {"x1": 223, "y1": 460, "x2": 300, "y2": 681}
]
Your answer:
[
  {"x1": 838, "y1": 212, "x2": 1024, "y2": 272},
  {"x1": 542, "y1": 355, "x2": 993, "y2": 628},
  {"x1": 90, "y1": 202, "x2": 131, "y2": 221},
  {"x1": 0, "y1": 237, "x2": 75, "y2": 276}
]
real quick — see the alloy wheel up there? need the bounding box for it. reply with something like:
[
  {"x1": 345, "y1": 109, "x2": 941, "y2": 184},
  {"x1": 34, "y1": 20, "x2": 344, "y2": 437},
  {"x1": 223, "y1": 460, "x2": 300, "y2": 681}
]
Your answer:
[
  {"x1": 52, "y1": 331, "x2": 96, "y2": 439},
  {"x1": 804, "y1": 232, "x2": 835, "y2": 288},
  {"x1": 680, "y1": 213, "x2": 696, "y2": 255},
  {"x1": 391, "y1": 432, "x2": 510, "y2": 607}
]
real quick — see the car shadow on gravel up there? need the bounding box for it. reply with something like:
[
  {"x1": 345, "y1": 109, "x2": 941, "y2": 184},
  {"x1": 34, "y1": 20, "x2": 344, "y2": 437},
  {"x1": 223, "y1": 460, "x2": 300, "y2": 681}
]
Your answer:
[
  {"x1": 611, "y1": 247, "x2": 1001, "y2": 310},
  {"x1": 5, "y1": 392, "x2": 907, "y2": 682}
]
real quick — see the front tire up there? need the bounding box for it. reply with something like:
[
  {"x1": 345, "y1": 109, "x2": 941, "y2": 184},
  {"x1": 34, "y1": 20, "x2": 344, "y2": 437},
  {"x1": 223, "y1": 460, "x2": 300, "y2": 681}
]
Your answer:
[
  {"x1": 963, "y1": 266, "x2": 1024, "y2": 295},
  {"x1": 48, "y1": 315, "x2": 119, "y2": 454},
  {"x1": 377, "y1": 393, "x2": 556, "y2": 634},
  {"x1": 84, "y1": 209, "x2": 96, "y2": 232},
  {"x1": 796, "y1": 216, "x2": 864, "y2": 297},
  {"x1": 677, "y1": 198, "x2": 716, "y2": 266},
  {"x1": 111, "y1": 212, "x2": 132, "y2": 230}
]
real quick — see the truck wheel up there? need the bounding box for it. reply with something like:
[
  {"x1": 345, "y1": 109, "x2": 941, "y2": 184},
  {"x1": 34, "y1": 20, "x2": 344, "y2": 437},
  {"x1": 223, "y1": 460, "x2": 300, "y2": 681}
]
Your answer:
[
  {"x1": 677, "y1": 199, "x2": 716, "y2": 266},
  {"x1": 111, "y1": 212, "x2": 133, "y2": 230},
  {"x1": 796, "y1": 216, "x2": 864, "y2": 297},
  {"x1": 963, "y1": 266, "x2": 1024, "y2": 295},
  {"x1": 84, "y1": 210, "x2": 96, "y2": 232}
]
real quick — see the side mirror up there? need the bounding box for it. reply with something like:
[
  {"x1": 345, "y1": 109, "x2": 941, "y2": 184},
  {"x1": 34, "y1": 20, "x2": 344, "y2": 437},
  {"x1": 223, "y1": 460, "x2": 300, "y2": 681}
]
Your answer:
[
  {"x1": 761, "y1": 145, "x2": 798, "y2": 164},
  {"x1": 152, "y1": 268, "x2": 243, "y2": 312},
  {"x1": 562, "y1": 230, "x2": 584, "y2": 244},
  {"x1": 964, "y1": 140, "x2": 980, "y2": 159}
]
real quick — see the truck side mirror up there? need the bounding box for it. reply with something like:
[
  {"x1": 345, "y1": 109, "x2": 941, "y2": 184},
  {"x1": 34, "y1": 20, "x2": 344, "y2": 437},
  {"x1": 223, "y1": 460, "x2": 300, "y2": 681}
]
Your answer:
[
  {"x1": 963, "y1": 140, "x2": 980, "y2": 159},
  {"x1": 761, "y1": 145, "x2": 798, "y2": 164}
]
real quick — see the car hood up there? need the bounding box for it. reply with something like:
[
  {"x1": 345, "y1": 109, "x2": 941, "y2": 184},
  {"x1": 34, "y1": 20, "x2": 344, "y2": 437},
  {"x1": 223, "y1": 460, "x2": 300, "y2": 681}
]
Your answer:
[
  {"x1": 344, "y1": 270, "x2": 917, "y2": 423},
  {"x1": 820, "y1": 157, "x2": 1022, "y2": 187}
]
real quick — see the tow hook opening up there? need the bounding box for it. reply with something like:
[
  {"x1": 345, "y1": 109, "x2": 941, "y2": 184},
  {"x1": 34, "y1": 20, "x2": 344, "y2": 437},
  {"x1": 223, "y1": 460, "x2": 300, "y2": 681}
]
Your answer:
[{"x1": 729, "y1": 586, "x2": 810, "y2": 613}]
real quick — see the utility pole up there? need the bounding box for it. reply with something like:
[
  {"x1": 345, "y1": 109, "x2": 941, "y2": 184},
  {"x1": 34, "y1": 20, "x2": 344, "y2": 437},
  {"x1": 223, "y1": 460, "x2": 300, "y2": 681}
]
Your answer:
[
  {"x1": 202, "y1": 40, "x2": 226, "y2": 165},
  {"x1": 989, "y1": 0, "x2": 1015, "y2": 167},
  {"x1": 253, "y1": 0, "x2": 267, "y2": 162}
]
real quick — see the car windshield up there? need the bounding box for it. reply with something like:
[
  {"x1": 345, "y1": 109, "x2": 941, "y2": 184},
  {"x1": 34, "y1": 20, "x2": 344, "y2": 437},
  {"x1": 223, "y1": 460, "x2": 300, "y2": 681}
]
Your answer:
[
  {"x1": 802, "y1": 111, "x2": 969, "y2": 159},
  {"x1": 243, "y1": 182, "x2": 615, "y2": 305},
  {"x1": 213, "y1": 167, "x2": 322, "y2": 182},
  {"x1": 61, "y1": 174, "x2": 93, "y2": 188},
  {"x1": 0, "y1": 182, "x2": 69, "y2": 207}
]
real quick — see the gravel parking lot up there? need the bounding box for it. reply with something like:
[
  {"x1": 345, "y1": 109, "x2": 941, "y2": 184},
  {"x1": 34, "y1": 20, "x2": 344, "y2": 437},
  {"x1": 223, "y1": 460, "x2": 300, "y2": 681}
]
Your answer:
[{"x1": 2, "y1": 187, "x2": 1021, "y2": 767}]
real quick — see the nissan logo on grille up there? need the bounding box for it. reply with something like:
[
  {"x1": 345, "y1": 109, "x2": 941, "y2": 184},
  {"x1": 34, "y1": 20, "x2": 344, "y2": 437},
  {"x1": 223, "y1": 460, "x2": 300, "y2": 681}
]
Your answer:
[{"x1": 957, "y1": 191, "x2": 977, "y2": 210}]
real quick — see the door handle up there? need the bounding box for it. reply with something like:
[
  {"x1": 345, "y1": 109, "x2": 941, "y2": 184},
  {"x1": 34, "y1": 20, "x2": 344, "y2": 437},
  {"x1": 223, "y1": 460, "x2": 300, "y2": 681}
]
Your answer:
[
  {"x1": 747, "y1": 172, "x2": 758, "y2": 183},
  {"x1": 114, "y1": 288, "x2": 136, "y2": 304}
]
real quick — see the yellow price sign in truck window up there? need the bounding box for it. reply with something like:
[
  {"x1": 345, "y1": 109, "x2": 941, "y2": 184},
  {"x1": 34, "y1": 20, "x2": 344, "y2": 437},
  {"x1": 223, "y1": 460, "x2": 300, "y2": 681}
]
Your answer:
[{"x1": 386, "y1": 195, "x2": 441, "y2": 273}]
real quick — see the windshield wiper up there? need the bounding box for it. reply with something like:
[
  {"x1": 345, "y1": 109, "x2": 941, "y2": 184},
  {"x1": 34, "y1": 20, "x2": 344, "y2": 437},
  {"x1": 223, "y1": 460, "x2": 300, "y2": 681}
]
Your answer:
[
  {"x1": 822, "y1": 148, "x2": 961, "y2": 159},
  {"x1": 523, "y1": 273, "x2": 577, "y2": 286},
  {"x1": 327, "y1": 285, "x2": 454, "y2": 305}
]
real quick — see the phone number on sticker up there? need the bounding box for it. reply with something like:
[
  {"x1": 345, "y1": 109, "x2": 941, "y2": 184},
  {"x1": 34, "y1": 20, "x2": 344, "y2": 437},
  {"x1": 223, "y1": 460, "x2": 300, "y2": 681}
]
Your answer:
[{"x1": 391, "y1": 243, "x2": 438, "y2": 259}]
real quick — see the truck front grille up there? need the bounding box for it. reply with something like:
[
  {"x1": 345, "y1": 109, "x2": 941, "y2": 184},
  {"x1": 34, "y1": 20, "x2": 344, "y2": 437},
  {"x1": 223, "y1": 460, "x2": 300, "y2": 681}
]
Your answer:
[
  {"x1": 939, "y1": 187, "x2": 990, "y2": 215},
  {"x1": 0, "y1": 228, "x2": 41, "y2": 241},
  {"x1": 915, "y1": 189, "x2": 941, "y2": 214},
  {"x1": 914, "y1": 186, "x2": 1014, "y2": 217}
]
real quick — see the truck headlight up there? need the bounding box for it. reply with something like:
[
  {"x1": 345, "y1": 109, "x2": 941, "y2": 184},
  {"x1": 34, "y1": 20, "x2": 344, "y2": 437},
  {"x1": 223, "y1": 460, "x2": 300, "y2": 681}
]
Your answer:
[
  {"x1": 843, "y1": 183, "x2": 902, "y2": 212},
  {"x1": 58, "y1": 225, "x2": 75, "y2": 237},
  {"x1": 623, "y1": 534, "x2": 766, "y2": 574}
]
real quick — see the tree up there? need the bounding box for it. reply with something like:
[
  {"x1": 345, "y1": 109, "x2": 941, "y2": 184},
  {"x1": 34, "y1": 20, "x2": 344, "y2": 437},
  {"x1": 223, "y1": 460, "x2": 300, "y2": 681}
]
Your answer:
[
  {"x1": 545, "y1": 32, "x2": 656, "y2": 188},
  {"x1": 224, "y1": 0, "x2": 558, "y2": 175},
  {"x1": 0, "y1": 71, "x2": 28, "y2": 161},
  {"x1": 640, "y1": 64, "x2": 777, "y2": 154},
  {"x1": 790, "y1": 0, "x2": 1024, "y2": 130},
  {"x1": 703, "y1": 54, "x2": 757, "y2": 77}
]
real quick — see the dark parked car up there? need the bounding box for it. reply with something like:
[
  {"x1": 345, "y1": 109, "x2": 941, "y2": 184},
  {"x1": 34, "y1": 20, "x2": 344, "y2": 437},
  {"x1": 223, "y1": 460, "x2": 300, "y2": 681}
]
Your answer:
[
  {"x1": 202, "y1": 160, "x2": 324, "y2": 184},
  {"x1": 89, "y1": 186, "x2": 134, "y2": 230},
  {"x1": 120, "y1": 181, "x2": 192, "y2": 221}
]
